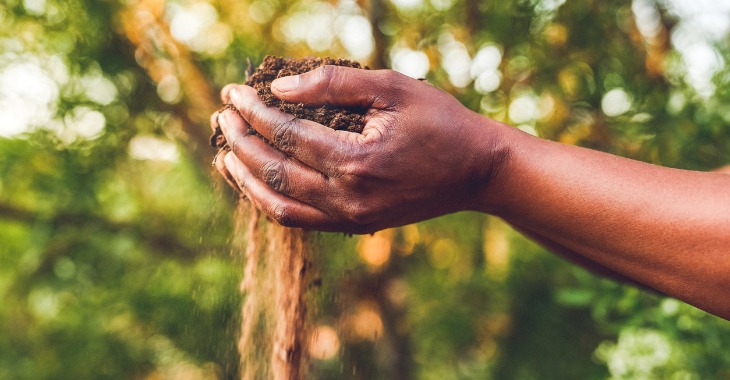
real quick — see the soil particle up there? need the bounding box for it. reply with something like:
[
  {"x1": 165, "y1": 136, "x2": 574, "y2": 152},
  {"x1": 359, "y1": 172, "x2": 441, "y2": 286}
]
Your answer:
[{"x1": 211, "y1": 56, "x2": 367, "y2": 150}]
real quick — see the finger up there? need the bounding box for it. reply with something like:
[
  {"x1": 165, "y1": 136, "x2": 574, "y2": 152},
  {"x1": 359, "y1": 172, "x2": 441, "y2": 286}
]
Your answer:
[
  {"x1": 224, "y1": 153, "x2": 339, "y2": 230},
  {"x1": 270, "y1": 65, "x2": 405, "y2": 109},
  {"x1": 220, "y1": 83, "x2": 239, "y2": 104},
  {"x1": 228, "y1": 85, "x2": 358, "y2": 176},
  {"x1": 214, "y1": 150, "x2": 242, "y2": 193},
  {"x1": 210, "y1": 110, "x2": 220, "y2": 132},
  {"x1": 218, "y1": 109, "x2": 332, "y2": 205}
]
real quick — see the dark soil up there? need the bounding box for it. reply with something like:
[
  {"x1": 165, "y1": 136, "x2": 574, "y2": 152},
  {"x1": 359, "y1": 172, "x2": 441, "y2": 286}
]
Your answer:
[{"x1": 211, "y1": 56, "x2": 368, "y2": 150}]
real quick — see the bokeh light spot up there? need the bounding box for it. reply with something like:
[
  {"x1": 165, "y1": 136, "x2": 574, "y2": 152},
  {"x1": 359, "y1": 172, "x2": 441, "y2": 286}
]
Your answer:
[
  {"x1": 309, "y1": 325, "x2": 340, "y2": 360},
  {"x1": 391, "y1": 48, "x2": 430, "y2": 78},
  {"x1": 129, "y1": 135, "x2": 180, "y2": 162},
  {"x1": 601, "y1": 88, "x2": 632, "y2": 117}
]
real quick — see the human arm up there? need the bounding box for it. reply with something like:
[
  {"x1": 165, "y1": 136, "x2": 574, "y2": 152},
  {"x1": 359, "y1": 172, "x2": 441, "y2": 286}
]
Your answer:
[
  {"x1": 485, "y1": 129, "x2": 730, "y2": 318},
  {"x1": 213, "y1": 66, "x2": 730, "y2": 319}
]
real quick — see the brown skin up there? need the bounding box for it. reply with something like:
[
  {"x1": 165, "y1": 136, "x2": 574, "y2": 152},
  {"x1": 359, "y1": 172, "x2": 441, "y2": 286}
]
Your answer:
[
  {"x1": 213, "y1": 66, "x2": 730, "y2": 320},
  {"x1": 214, "y1": 67, "x2": 506, "y2": 232}
]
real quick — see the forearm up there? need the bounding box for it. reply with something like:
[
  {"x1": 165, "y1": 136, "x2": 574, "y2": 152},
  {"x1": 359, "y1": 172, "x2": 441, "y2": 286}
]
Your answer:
[
  {"x1": 510, "y1": 222, "x2": 656, "y2": 291},
  {"x1": 479, "y1": 122, "x2": 730, "y2": 318}
]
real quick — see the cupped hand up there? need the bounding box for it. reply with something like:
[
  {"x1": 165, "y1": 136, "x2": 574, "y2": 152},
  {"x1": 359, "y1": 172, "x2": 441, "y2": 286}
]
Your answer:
[{"x1": 213, "y1": 66, "x2": 509, "y2": 233}]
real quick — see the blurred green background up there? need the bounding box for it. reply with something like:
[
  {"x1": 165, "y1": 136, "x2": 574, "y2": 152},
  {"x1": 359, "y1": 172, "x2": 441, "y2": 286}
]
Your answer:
[{"x1": 1, "y1": 0, "x2": 730, "y2": 378}]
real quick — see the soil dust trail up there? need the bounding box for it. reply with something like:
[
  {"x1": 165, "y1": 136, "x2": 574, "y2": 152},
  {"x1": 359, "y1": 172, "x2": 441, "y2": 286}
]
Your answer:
[{"x1": 235, "y1": 202, "x2": 312, "y2": 380}]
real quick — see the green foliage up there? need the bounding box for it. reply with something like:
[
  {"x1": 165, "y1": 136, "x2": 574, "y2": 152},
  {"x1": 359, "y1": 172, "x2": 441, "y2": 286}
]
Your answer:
[{"x1": 1, "y1": 0, "x2": 729, "y2": 379}]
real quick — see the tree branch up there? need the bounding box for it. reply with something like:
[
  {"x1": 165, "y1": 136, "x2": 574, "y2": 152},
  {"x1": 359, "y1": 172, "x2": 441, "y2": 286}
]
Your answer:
[
  {"x1": 365, "y1": 0, "x2": 389, "y2": 69},
  {"x1": 117, "y1": 1, "x2": 220, "y2": 172}
]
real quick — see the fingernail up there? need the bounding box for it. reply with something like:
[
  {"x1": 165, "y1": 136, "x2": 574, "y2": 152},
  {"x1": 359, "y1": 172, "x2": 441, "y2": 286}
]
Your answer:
[
  {"x1": 272, "y1": 75, "x2": 300, "y2": 92},
  {"x1": 229, "y1": 88, "x2": 243, "y2": 107},
  {"x1": 218, "y1": 110, "x2": 232, "y2": 129},
  {"x1": 224, "y1": 152, "x2": 236, "y2": 168}
]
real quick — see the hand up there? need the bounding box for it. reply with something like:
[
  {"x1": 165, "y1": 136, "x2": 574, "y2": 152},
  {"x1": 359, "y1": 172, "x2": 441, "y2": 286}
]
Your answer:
[{"x1": 213, "y1": 66, "x2": 510, "y2": 233}]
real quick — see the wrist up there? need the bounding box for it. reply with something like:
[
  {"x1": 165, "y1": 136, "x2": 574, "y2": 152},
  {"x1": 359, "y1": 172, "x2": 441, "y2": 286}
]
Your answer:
[{"x1": 465, "y1": 116, "x2": 526, "y2": 216}]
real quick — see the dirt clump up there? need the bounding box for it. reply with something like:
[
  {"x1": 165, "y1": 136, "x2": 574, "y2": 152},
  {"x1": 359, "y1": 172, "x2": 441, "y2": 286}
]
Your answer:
[{"x1": 211, "y1": 56, "x2": 367, "y2": 150}]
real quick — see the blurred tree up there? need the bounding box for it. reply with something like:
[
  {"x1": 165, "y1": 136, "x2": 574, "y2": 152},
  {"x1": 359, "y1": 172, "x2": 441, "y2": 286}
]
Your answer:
[{"x1": 1, "y1": 0, "x2": 729, "y2": 379}]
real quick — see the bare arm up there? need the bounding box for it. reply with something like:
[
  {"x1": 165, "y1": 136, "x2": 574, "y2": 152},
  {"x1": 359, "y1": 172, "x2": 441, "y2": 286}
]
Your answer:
[
  {"x1": 482, "y1": 128, "x2": 730, "y2": 318},
  {"x1": 509, "y1": 223, "x2": 654, "y2": 290},
  {"x1": 213, "y1": 66, "x2": 730, "y2": 319}
]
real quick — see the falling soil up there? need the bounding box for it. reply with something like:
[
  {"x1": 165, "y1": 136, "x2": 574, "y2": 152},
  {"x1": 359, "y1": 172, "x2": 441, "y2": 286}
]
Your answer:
[
  {"x1": 219, "y1": 56, "x2": 367, "y2": 380},
  {"x1": 211, "y1": 55, "x2": 367, "y2": 150},
  {"x1": 235, "y1": 203, "x2": 313, "y2": 380}
]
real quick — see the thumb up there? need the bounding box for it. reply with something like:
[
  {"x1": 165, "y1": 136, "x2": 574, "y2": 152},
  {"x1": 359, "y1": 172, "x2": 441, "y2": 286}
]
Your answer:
[{"x1": 271, "y1": 65, "x2": 403, "y2": 109}]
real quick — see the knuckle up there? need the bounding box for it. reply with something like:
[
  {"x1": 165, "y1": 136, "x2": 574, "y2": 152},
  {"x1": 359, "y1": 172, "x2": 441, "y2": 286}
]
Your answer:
[
  {"x1": 271, "y1": 117, "x2": 297, "y2": 153},
  {"x1": 320, "y1": 65, "x2": 342, "y2": 103},
  {"x1": 270, "y1": 203, "x2": 295, "y2": 227},
  {"x1": 341, "y1": 163, "x2": 365, "y2": 183},
  {"x1": 324, "y1": 140, "x2": 353, "y2": 178},
  {"x1": 229, "y1": 139, "x2": 243, "y2": 157},
  {"x1": 343, "y1": 200, "x2": 373, "y2": 227},
  {"x1": 246, "y1": 99, "x2": 266, "y2": 123},
  {"x1": 320, "y1": 64, "x2": 337, "y2": 84},
  {"x1": 339, "y1": 152, "x2": 375, "y2": 181},
  {"x1": 261, "y1": 160, "x2": 288, "y2": 193}
]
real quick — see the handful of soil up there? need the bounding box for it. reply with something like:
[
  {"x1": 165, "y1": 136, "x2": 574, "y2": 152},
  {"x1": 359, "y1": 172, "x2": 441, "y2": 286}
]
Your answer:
[{"x1": 211, "y1": 56, "x2": 368, "y2": 151}]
